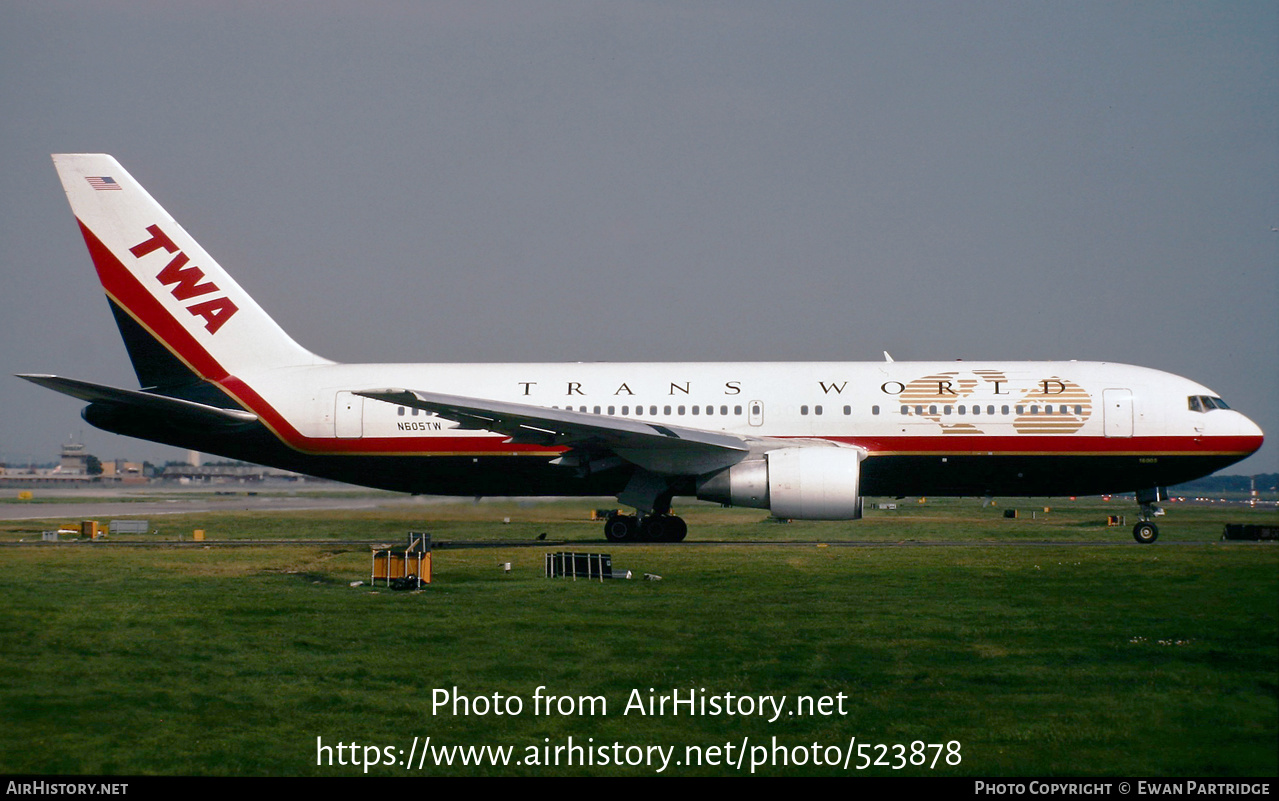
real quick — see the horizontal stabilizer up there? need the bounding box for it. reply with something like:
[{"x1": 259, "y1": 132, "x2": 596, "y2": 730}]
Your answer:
[{"x1": 17, "y1": 374, "x2": 258, "y2": 427}]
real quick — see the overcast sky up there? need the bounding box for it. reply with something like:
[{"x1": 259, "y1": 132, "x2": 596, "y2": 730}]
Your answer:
[{"x1": 1, "y1": 1, "x2": 1275, "y2": 475}]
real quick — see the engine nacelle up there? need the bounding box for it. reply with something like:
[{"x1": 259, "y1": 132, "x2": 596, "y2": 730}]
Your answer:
[{"x1": 696, "y1": 446, "x2": 863, "y2": 520}]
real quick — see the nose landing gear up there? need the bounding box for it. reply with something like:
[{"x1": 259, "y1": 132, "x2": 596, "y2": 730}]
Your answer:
[
  {"x1": 1132, "y1": 487, "x2": 1167, "y2": 544},
  {"x1": 1132, "y1": 520, "x2": 1159, "y2": 544}
]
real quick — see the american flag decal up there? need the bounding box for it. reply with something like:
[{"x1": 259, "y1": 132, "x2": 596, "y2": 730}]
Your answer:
[{"x1": 86, "y1": 176, "x2": 122, "y2": 191}]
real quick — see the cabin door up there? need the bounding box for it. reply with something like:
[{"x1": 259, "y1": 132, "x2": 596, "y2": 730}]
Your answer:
[
  {"x1": 335, "y1": 391, "x2": 364, "y2": 439},
  {"x1": 1102, "y1": 389, "x2": 1133, "y2": 438}
]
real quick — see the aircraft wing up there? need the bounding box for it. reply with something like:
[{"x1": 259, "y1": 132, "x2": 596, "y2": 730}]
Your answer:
[
  {"x1": 355, "y1": 388, "x2": 752, "y2": 475},
  {"x1": 17, "y1": 374, "x2": 259, "y2": 427}
]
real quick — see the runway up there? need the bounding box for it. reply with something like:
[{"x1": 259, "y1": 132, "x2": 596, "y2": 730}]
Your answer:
[
  {"x1": 1, "y1": 537, "x2": 1185, "y2": 549},
  {"x1": 0, "y1": 485, "x2": 432, "y2": 522}
]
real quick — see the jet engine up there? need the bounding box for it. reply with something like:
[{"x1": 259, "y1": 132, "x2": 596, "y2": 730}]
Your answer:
[{"x1": 696, "y1": 446, "x2": 864, "y2": 520}]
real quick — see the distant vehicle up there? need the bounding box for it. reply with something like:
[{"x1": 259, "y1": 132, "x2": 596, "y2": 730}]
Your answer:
[{"x1": 21, "y1": 154, "x2": 1264, "y2": 543}]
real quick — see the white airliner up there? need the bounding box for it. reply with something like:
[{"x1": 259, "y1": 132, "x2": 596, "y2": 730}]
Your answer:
[{"x1": 20, "y1": 154, "x2": 1264, "y2": 543}]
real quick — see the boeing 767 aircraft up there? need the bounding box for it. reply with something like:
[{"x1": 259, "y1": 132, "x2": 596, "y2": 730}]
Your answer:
[{"x1": 19, "y1": 154, "x2": 1264, "y2": 543}]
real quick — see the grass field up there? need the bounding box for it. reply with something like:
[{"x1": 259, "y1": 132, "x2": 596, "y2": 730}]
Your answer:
[{"x1": 1, "y1": 496, "x2": 1275, "y2": 776}]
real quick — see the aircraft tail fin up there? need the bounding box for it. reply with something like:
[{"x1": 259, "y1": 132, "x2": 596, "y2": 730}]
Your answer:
[{"x1": 51, "y1": 154, "x2": 327, "y2": 390}]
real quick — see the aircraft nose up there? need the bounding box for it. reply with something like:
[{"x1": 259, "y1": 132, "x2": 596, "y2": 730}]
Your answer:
[{"x1": 1234, "y1": 411, "x2": 1265, "y2": 451}]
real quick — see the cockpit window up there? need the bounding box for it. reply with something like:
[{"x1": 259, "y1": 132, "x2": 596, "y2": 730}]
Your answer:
[{"x1": 1189, "y1": 395, "x2": 1230, "y2": 413}]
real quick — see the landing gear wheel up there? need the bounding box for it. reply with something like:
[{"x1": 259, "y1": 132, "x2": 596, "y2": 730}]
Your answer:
[
  {"x1": 638, "y1": 515, "x2": 688, "y2": 542},
  {"x1": 604, "y1": 514, "x2": 639, "y2": 542},
  {"x1": 639, "y1": 515, "x2": 668, "y2": 542},
  {"x1": 1132, "y1": 521, "x2": 1159, "y2": 544},
  {"x1": 667, "y1": 516, "x2": 688, "y2": 542}
]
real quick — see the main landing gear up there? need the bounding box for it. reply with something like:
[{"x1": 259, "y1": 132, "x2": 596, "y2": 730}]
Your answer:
[
  {"x1": 1132, "y1": 487, "x2": 1167, "y2": 544},
  {"x1": 606, "y1": 469, "x2": 687, "y2": 542},
  {"x1": 603, "y1": 513, "x2": 688, "y2": 543}
]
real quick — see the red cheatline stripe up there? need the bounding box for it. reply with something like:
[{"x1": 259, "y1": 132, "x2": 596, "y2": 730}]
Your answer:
[{"x1": 829, "y1": 435, "x2": 1262, "y2": 458}]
